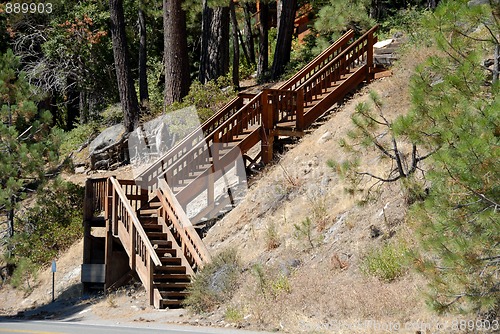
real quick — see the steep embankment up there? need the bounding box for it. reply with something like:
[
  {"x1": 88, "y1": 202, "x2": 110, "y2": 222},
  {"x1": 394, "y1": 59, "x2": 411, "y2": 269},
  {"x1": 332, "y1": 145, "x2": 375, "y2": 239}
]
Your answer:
[{"x1": 1, "y1": 45, "x2": 457, "y2": 332}]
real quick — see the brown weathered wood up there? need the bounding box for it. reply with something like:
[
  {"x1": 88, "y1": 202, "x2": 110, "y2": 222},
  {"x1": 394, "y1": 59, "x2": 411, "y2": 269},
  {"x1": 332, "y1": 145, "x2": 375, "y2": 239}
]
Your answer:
[
  {"x1": 85, "y1": 26, "x2": 380, "y2": 309},
  {"x1": 279, "y1": 30, "x2": 354, "y2": 91}
]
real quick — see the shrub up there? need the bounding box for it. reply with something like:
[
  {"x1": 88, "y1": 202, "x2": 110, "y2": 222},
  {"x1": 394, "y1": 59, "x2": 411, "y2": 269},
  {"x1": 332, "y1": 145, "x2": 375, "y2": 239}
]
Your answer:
[
  {"x1": 361, "y1": 242, "x2": 409, "y2": 282},
  {"x1": 265, "y1": 223, "x2": 280, "y2": 250},
  {"x1": 183, "y1": 248, "x2": 241, "y2": 313},
  {"x1": 5, "y1": 179, "x2": 84, "y2": 270},
  {"x1": 9, "y1": 257, "x2": 37, "y2": 293},
  {"x1": 224, "y1": 305, "x2": 244, "y2": 323}
]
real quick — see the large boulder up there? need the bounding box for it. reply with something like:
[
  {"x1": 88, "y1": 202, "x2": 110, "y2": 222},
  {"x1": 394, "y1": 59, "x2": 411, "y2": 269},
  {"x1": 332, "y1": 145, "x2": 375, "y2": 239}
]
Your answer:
[{"x1": 88, "y1": 123, "x2": 126, "y2": 155}]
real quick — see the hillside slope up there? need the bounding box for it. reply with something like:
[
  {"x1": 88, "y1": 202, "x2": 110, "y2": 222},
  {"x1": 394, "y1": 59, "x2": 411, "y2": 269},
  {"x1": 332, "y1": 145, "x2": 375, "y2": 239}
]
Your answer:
[{"x1": 0, "y1": 45, "x2": 462, "y2": 333}]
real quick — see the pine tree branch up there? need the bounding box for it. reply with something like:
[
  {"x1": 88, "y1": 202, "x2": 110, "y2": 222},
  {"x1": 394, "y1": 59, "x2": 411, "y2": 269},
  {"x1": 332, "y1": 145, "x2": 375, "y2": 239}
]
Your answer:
[
  {"x1": 355, "y1": 171, "x2": 402, "y2": 183},
  {"x1": 443, "y1": 164, "x2": 500, "y2": 208}
]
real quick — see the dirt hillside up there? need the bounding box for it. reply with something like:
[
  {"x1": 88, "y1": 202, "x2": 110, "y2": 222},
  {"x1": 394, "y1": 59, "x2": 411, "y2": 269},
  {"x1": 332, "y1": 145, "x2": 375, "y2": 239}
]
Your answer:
[{"x1": 0, "y1": 45, "x2": 465, "y2": 333}]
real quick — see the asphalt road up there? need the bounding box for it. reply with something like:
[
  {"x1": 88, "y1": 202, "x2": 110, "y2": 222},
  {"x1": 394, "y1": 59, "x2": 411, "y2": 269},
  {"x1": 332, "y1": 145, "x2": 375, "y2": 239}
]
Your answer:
[{"x1": 0, "y1": 320, "x2": 270, "y2": 334}]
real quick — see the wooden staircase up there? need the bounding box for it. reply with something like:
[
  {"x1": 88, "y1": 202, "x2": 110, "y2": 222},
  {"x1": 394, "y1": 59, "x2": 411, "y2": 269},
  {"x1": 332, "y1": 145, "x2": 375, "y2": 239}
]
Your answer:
[{"x1": 82, "y1": 26, "x2": 379, "y2": 308}]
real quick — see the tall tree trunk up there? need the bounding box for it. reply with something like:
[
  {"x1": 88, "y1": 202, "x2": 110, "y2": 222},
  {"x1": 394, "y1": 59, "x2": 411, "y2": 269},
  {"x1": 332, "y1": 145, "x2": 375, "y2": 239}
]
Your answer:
[
  {"x1": 271, "y1": 0, "x2": 297, "y2": 80},
  {"x1": 200, "y1": 0, "x2": 230, "y2": 83},
  {"x1": 138, "y1": 6, "x2": 149, "y2": 109},
  {"x1": 163, "y1": 0, "x2": 190, "y2": 107},
  {"x1": 109, "y1": 0, "x2": 140, "y2": 132},
  {"x1": 257, "y1": 0, "x2": 269, "y2": 78},
  {"x1": 243, "y1": 2, "x2": 256, "y2": 64},
  {"x1": 230, "y1": 0, "x2": 239, "y2": 89}
]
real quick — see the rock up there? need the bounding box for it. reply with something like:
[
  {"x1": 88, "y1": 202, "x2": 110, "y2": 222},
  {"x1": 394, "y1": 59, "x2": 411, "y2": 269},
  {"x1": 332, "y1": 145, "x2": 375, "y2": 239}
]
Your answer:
[
  {"x1": 370, "y1": 225, "x2": 382, "y2": 238},
  {"x1": 74, "y1": 166, "x2": 86, "y2": 174},
  {"x1": 88, "y1": 124, "x2": 126, "y2": 155},
  {"x1": 94, "y1": 160, "x2": 109, "y2": 170},
  {"x1": 317, "y1": 131, "x2": 332, "y2": 144}
]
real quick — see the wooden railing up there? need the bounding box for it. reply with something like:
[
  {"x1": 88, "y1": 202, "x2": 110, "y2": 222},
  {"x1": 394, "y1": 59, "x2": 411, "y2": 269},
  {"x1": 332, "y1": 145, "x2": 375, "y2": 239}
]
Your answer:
[
  {"x1": 298, "y1": 25, "x2": 378, "y2": 128},
  {"x1": 107, "y1": 177, "x2": 162, "y2": 304},
  {"x1": 279, "y1": 30, "x2": 355, "y2": 91},
  {"x1": 157, "y1": 178, "x2": 211, "y2": 269},
  {"x1": 137, "y1": 96, "x2": 245, "y2": 192}
]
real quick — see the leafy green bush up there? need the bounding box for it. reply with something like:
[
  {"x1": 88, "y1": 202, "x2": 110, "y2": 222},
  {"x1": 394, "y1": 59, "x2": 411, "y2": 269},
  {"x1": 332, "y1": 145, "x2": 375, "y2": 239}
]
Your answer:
[
  {"x1": 183, "y1": 248, "x2": 241, "y2": 313},
  {"x1": 361, "y1": 242, "x2": 409, "y2": 282},
  {"x1": 5, "y1": 179, "x2": 84, "y2": 269}
]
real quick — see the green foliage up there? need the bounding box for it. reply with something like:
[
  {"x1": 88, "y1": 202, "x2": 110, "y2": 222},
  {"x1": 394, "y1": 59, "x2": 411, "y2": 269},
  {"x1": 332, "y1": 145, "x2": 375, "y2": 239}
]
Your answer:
[
  {"x1": 294, "y1": 217, "x2": 323, "y2": 249},
  {"x1": 59, "y1": 122, "x2": 100, "y2": 158},
  {"x1": 5, "y1": 179, "x2": 84, "y2": 267},
  {"x1": 183, "y1": 248, "x2": 241, "y2": 313},
  {"x1": 166, "y1": 74, "x2": 236, "y2": 123},
  {"x1": 401, "y1": 0, "x2": 500, "y2": 314},
  {"x1": 224, "y1": 305, "x2": 244, "y2": 323},
  {"x1": 361, "y1": 242, "x2": 409, "y2": 282},
  {"x1": 314, "y1": 0, "x2": 375, "y2": 43},
  {"x1": 380, "y1": 7, "x2": 433, "y2": 45},
  {"x1": 251, "y1": 263, "x2": 292, "y2": 300},
  {"x1": 9, "y1": 257, "x2": 37, "y2": 293},
  {"x1": 0, "y1": 49, "x2": 61, "y2": 225}
]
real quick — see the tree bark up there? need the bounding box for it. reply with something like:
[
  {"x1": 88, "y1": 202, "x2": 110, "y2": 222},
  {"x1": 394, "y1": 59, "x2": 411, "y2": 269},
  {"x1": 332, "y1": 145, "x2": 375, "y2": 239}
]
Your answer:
[
  {"x1": 230, "y1": 0, "x2": 240, "y2": 89},
  {"x1": 243, "y1": 2, "x2": 256, "y2": 64},
  {"x1": 109, "y1": 0, "x2": 140, "y2": 132},
  {"x1": 199, "y1": 0, "x2": 230, "y2": 83},
  {"x1": 257, "y1": 0, "x2": 269, "y2": 78},
  {"x1": 163, "y1": 0, "x2": 190, "y2": 107},
  {"x1": 138, "y1": 5, "x2": 149, "y2": 109},
  {"x1": 271, "y1": 0, "x2": 297, "y2": 80}
]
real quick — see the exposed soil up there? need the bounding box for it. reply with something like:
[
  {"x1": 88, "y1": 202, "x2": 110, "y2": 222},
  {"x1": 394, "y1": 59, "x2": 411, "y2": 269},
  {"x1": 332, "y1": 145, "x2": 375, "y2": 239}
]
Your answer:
[{"x1": 0, "y1": 45, "x2": 469, "y2": 333}]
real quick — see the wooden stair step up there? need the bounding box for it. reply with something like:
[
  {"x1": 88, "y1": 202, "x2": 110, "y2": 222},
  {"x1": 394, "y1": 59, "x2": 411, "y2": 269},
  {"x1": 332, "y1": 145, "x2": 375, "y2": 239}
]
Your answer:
[
  {"x1": 145, "y1": 201, "x2": 161, "y2": 209},
  {"x1": 155, "y1": 248, "x2": 177, "y2": 256},
  {"x1": 160, "y1": 257, "x2": 182, "y2": 265},
  {"x1": 159, "y1": 299, "x2": 183, "y2": 308},
  {"x1": 155, "y1": 265, "x2": 187, "y2": 274},
  {"x1": 151, "y1": 240, "x2": 172, "y2": 247},
  {"x1": 142, "y1": 224, "x2": 162, "y2": 232},
  {"x1": 139, "y1": 208, "x2": 157, "y2": 215},
  {"x1": 154, "y1": 282, "x2": 190, "y2": 290},
  {"x1": 139, "y1": 216, "x2": 158, "y2": 224},
  {"x1": 160, "y1": 291, "x2": 189, "y2": 299},
  {"x1": 153, "y1": 273, "x2": 191, "y2": 282},
  {"x1": 146, "y1": 232, "x2": 168, "y2": 239}
]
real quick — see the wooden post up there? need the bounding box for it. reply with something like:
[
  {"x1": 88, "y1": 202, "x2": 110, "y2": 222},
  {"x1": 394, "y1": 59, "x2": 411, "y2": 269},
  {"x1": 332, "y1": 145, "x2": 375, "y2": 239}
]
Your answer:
[
  {"x1": 367, "y1": 31, "x2": 374, "y2": 81},
  {"x1": 130, "y1": 225, "x2": 136, "y2": 270},
  {"x1": 83, "y1": 179, "x2": 93, "y2": 222},
  {"x1": 112, "y1": 185, "x2": 118, "y2": 235},
  {"x1": 104, "y1": 229, "x2": 113, "y2": 291},
  {"x1": 296, "y1": 88, "x2": 304, "y2": 131},
  {"x1": 148, "y1": 256, "x2": 154, "y2": 306},
  {"x1": 261, "y1": 90, "x2": 274, "y2": 164}
]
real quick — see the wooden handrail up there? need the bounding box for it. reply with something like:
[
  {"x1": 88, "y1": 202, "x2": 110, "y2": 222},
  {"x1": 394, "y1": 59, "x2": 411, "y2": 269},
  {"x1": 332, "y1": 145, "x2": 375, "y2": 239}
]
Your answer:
[
  {"x1": 298, "y1": 25, "x2": 377, "y2": 92},
  {"x1": 109, "y1": 177, "x2": 162, "y2": 267},
  {"x1": 157, "y1": 178, "x2": 211, "y2": 267},
  {"x1": 279, "y1": 30, "x2": 354, "y2": 91},
  {"x1": 137, "y1": 96, "x2": 244, "y2": 190}
]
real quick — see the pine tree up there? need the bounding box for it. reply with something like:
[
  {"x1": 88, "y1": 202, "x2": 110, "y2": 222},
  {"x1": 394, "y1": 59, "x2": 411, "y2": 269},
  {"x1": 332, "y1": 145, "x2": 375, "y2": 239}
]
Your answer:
[
  {"x1": 402, "y1": 0, "x2": 500, "y2": 314},
  {"x1": 0, "y1": 49, "x2": 60, "y2": 240}
]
